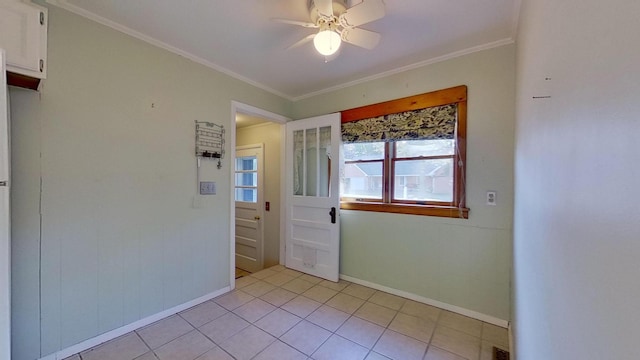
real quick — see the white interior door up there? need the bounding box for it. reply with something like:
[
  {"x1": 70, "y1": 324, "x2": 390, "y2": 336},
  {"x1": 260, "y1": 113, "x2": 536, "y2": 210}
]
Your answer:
[
  {"x1": 235, "y1": 145, "x2": 264, "y2": 273},
  {"x1": 0, "y1": 49, "x2": 11, "y2": 360},
  {"x1": 285, "y1": 113, "x2": 341, "y2": 282}
]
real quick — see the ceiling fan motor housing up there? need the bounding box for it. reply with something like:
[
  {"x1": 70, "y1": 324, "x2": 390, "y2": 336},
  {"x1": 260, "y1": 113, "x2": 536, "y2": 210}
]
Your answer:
[{"x1": 309, "y1": 0, "x2": 348, "y2": 23}]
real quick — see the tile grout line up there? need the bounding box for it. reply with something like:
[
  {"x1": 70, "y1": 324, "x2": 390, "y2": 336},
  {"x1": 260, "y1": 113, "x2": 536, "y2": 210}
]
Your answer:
[
  {"x1": 192, "y1": 319, "x2": 243, "y2": 360},
  {"x1": 131, "y1": 331, "x2": 153, "y2": 359},
  {"x1": 423, "y1": 309, "x2": 444, "y2": 359},
  {"x1": 357, "y1": 292, "x2": 397, "y2": 359}
]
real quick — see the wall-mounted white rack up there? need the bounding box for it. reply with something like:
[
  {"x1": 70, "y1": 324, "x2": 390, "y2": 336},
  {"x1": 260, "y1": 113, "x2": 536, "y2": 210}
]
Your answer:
[{"x1": 195, "y1": 120, "x2": 225, "y2": 169}]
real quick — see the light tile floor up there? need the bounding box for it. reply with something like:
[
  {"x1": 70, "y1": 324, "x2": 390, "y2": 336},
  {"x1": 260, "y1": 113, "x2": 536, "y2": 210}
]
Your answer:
[{"x1": 66, "y1": 265, "x2": 509, "y2": 360}]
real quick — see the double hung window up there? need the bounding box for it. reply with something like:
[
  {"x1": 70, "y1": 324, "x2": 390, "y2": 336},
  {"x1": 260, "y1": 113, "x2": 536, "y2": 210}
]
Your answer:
[{"x1": 339, "y1": 86, "x2": 468, "y2": 218}]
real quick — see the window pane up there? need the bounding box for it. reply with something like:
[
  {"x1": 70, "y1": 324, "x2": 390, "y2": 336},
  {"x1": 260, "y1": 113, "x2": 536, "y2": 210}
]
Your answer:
[
  {"x1": 340, "y1": 161, "x2": 383, "y2": 199},
  {"x1": 235, "y1": 156, "x2": 257, "y2": 171},
  {"x1": 343, "y1": 142, "x2": 385, "y2": 161},
  {"x1": 318, "y1": 126, "x2": 331, "y2": 197},
  {"x1": 235, "y1": 172, "x2": 257, "y2": 187},
  {"x1": 306, "y1": 128, "x2": 317, "y2": 196},
  {"x1": 395, "y1": 139, "x2": 454, "y2": 158},
  {"x1": 293, "y1": 130, "x2": 303, "y2": 195},
  {"x1": 393, "y1": 159, "x2": 453, "y2": 202},
  {"x1": 235, "y1": 188, "x2": 257, "y2": 202}
]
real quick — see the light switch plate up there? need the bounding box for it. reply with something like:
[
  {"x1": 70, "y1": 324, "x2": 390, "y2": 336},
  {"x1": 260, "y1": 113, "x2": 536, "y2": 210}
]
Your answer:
[
  {"x1": 486, "y1": 191, "x2": 497, "y2": 206},
  {"x1": 200, "y1": 181, "x2": 216, "y2": 195}
]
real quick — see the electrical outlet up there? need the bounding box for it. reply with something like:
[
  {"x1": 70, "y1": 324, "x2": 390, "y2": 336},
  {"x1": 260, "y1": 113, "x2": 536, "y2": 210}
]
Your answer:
[
  {"x1": 486, "y1": 191, "x2": 497, "y2": 206},
  {"x1": 199, "y1": 181, "x2": 216, "y2": 195}
]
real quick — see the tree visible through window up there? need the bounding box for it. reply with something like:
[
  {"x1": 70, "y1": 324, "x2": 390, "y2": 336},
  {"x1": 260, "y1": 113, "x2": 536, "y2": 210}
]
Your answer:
[{"x1": 339, "y1": 86, "x2": 468, "y2": 218}]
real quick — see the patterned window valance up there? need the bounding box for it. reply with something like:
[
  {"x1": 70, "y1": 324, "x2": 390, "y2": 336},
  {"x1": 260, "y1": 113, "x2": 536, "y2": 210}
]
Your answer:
[{"x1": 341, "y1": 103, "x2": 457, "y2": 143}]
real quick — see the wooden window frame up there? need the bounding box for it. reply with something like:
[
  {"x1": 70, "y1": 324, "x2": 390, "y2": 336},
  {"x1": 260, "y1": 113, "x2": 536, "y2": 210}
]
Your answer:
[{"x1": 340, "y1": 85, "x2": 469, "y2": 219}]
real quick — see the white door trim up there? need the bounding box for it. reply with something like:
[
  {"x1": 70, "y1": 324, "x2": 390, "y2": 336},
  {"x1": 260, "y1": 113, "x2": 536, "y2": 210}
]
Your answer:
[
  {"x1": 229, "y1": 101, "x2": 288, "y2": 288},
  {"x1": 0, "y1": 48, "x2": 11, "y2": 360},
  {"x1": 235, "y1": 143, "x2": 264, "y2": 273}
]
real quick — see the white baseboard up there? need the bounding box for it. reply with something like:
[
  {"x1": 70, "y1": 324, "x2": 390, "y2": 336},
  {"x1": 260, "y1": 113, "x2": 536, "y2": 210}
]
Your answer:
[
  {"x1": 340, "y1": 274, "x2": 509, "y2": 328},
  {"x1": 40, "y1": 286, "x2": 231, "y2": 360}
]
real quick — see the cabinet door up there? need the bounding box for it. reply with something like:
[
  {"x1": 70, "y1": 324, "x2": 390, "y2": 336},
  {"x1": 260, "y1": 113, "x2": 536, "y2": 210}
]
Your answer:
[{"x1": 0, "y1": 1, "x2": 47, "y2": 78}]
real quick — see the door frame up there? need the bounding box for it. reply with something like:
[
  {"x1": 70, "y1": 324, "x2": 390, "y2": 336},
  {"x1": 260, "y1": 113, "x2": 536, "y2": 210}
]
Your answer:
[
  {"x1": 0, "y1": 48, "x2": 10, "y2": 360},
  {"x1": 234, "y1": 143, "x2": 264, "y2": 272},
  {"x1": 229, "y1": 101, "x2": 289, "y2": 288}
]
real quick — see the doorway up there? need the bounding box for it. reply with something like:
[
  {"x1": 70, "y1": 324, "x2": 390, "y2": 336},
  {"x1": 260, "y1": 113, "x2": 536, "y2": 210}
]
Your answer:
[
  {"x1": 234, "y1": 144, "x2": 264, "y2": 273},
  {"x1": 230, "y1": 102, "x2": 288, "y2": 285}
]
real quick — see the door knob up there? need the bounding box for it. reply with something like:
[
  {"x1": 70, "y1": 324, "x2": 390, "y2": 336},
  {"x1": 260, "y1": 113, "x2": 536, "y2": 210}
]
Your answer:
[{"x1": 254, "y1": 216, "x2": 261, "y2": 220}]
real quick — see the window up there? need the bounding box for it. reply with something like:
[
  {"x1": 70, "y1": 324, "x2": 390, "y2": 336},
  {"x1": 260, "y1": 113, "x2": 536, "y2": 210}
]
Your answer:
[
  {"x1": 339, "y1": 86, "x2": 468, "y2": 218},
  {"x1": 342, "y1": 140, "x2": 455, "y2": 202},
  {"x1": 235, "y1": 156, "x2": 258, "y2": 202}
]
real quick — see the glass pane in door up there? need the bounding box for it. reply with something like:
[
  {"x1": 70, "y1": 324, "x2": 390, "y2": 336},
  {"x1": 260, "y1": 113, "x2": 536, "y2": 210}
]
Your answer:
[
  {"x1": 235, "y1": 188, "x2": 257, "y2": 202},
  {"x1": 292, "y1": 126, "x2": 333, "y2": 198},
  {"x1": 235, "y1": 155, "x2": 258, "y2": 202},
  {"x1": 306, "y1": 128, "x2": 317, "y2": 196},
  {"x1": 318, "y1": 126, "x2": 331, "y2": 197},
  {"x1": 293, "y1": 130, "x2": 303, "y2": 196},
  {"x1": 235, "y1": 157, "x2": 257, "y2": 171},
  {"x1": 235, "y1": 172, "x2": 257, "y2": 187}
]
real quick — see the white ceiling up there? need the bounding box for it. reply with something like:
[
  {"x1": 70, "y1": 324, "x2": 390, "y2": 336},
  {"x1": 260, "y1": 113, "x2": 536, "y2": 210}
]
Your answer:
[{"x1": 48, "y1": 0, "x2": 520, "y2": 100}]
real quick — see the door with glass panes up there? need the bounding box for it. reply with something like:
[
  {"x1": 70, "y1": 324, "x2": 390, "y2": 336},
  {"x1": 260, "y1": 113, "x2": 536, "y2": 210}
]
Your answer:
[
  {"x1": 285, "y1": 113, "x2": 341, "y2": 282},
  {"x1": 235, "y1": 145, "x2": 264, "y2": 273}
]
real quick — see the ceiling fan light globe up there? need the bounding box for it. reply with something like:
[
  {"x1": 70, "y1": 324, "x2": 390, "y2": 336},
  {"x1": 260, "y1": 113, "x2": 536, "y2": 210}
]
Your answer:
[{"x1": 314, "y1": 30, "x2": 342, "y2": 56}]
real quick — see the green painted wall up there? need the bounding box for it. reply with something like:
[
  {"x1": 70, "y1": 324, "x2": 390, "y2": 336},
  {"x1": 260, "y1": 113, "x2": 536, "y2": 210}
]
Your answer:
[
  {"x1": 9, "y1": 5, "x2": 289, "y2": 359},
  {"x1": 292, "y1": 45, "x2": 516, "y2": 320}
]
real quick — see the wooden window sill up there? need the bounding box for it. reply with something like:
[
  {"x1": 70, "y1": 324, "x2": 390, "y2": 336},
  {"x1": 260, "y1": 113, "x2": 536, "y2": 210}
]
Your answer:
[{"x1": 340, "y1": 201, "x2": 469, "y2": 219}]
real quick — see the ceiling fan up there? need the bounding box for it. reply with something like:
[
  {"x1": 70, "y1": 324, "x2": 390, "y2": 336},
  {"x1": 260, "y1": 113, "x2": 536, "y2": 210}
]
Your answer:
[{"x1": 274, "y1": 0, "x2": 386, "y2": 57}]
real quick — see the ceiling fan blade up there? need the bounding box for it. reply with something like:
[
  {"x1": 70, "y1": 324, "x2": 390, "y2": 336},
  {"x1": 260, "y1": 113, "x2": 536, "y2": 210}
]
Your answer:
[
  {"x1": 340, "y1": 0, "x2": 385, "y2": 27},
  {"x1": 287, "y1": 34, "x2": 316, "y2": 50},
  {"x1": 272, "y1": 18, "x2": 319, "y2": 28},
  {"x1": 314, "y1": 0, "x2": 334, "y2": 18},
  {"x1": 341, "y1": 28, "x2": 381, "y2": 49}
]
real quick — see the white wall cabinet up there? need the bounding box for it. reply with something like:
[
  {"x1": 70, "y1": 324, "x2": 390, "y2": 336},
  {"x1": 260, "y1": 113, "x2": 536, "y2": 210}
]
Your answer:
[{"x1": 0, "y1": 0, "x2": 47, "y2": 80}]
